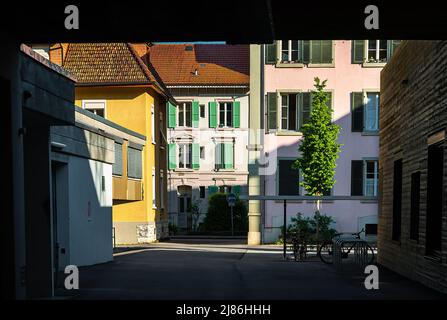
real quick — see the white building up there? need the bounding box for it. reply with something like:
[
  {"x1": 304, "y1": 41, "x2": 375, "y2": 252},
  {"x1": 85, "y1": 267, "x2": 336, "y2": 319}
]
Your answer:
[{"x1": 149, "y1": 44, "x2": 250, "y2": 230}]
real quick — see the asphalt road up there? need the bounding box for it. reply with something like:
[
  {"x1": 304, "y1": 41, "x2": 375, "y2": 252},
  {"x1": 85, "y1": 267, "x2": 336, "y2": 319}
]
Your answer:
[{"x1": 65, "y1": 239, "x2": 446, "y2": 300}]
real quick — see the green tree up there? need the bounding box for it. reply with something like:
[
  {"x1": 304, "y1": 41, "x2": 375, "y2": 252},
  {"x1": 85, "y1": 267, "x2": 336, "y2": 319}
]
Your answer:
[
  {"x1": 293, "y1": 77, "x2": 342, "y2": 240},
  {"x1": 203, "y1": 193, "x2": 248, "y2": 232}
]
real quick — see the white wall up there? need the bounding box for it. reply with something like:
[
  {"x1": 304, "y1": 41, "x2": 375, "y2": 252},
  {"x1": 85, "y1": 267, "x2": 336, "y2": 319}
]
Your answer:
[{"x1": 67, "y1": 157, "x2": 113, "y2": 266}]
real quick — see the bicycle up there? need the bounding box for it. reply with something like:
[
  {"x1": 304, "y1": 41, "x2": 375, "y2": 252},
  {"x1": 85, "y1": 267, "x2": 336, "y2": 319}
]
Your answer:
[{"x1": 318, "y1": 228, "x2": 375, "y2": 264}]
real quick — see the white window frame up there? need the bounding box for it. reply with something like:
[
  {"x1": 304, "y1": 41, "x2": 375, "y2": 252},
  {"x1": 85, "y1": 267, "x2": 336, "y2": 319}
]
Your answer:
[
  {"x1": 363, "y1": 159, "x2": 378, "y2": 197},
  {"x1": 218, "y1": 101, "x2": 234, "y2": 128},
  {"x1": 280, "y1": 40, "x2": 301, "y2": 63},
  {"x1": 363, "y1": 91, "x2": 380, "y2": 133},
  {"x1": 365, "y1": 40, "x2": 388, "y2": 63},
  {"x1": 178, "y1": 143, "x2": 192, "y2": 169},
  {"x1": 82, "y1": 99, "x2": 106, "y2": 117},
  {"x1": 177, "y1": 101, "x2": 193, "y2": 128},
  {"x1": 151, "y1": 105, "x2": 156, "y2": 144},
  {"x1": 152, "y1": 167, "x2": 157, "y2": 209},
  {"x1": 280, "y1": 94, "x2": 289, "y2": 130}
]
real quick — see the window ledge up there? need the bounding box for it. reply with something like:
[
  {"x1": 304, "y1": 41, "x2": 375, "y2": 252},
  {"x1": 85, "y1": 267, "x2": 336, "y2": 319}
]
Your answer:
[
  {"x1": 214, "y1": 169, "x2": 235, "y2": 172},
  {"x1": 128, "y1": 177, "x2": 142, "y2": 181},
  {"x1": 307, "y1": 63, "x2": 335, "y2": 68},
  {"x1": 275, "y1": 62, "x2": 304, "y2": 68},
  {"x1": 275, "y1": 131, "x2": 303, "y2": 136},
  {"x1": 216, "y1": 127, "x2": 236, "y2": 131},
  {"x1": 362, "y1": 131, "x2": 379, "y2": 136},
  {"x1": 174, "y1": 169, "x2": 194, "y2": 172},
  {"x1": 424, "y1": 254, "x2": 442, "y2": 263},
  {"x1": 362, "y1": 62, "x2": 387, "y2": 68}
]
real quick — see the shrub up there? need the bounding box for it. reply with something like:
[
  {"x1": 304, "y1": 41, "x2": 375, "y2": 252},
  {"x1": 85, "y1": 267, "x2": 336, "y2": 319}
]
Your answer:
[
  {"x1": 278, "y1": 212, "x2": 337, "y2": 244},
  {"x1": 203, "y1": 193, "x2": 248, "y2": 232}
]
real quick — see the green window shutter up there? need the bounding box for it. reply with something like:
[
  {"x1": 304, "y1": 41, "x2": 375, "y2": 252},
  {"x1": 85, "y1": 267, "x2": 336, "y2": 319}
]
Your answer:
[
  {"x1": 325, "y1": 92, "x2": 332, "y2": 109},
  {"x1": 167, "y1": 101, "x2": 176, "y2": 128},
  {"x1": 351, "y1": 92, "x2": 364, "y2": 132},
  {"x1": 208, "y1": 185, "x2": 218, "y2": 197},
  {"x1": 300, "y1": 92, "x2": 312, "y2": 130},
  {"x1": 223, "y1": 143, "x2": 234, "y2": 169},
  {"x1": 209, "y1": 101, "x2": 217, "y2": 128},
  {"x1": 192, "y1": 143, "x2": 200, "y2": 169},
  {"x1": 232, "y1": 185, "x2": 241, "y2": 197},
  {"x1": 352, "y1": 40, "x2": 365, "y2": 64},
  {"x1": 321, "y1": 40, "x2": 332, "y2": 64},
  {"x1": 267, "y1": 92, "x2": 277, "y2": 130},
  {"x1": 168, "y1": 143, "x2": 176, "y2": 170},
  {"x1": 265, "y1": 43, "x2": 277, "y2": 64},
  {"x1": 310, "y1": 40, "x2": 332, "y2": 64},
  {"x1": 388, "y1": 40, "x2": 402, "y2": 60},
  {"x1": 233, "y1": 101, "x2": 240, "y2": 128},
  {"x1": 310, "y1": 40, "x2": 321, "y2": 63},
  {"x1": 192, "y1": 101, "x2": 199, "y2": 128},
  {"x1": 301, "y1": 40, "x2": 310, "y2": 64},
  {"x1": 351, "y1": 160, "x2": 364, "y2": 196}
]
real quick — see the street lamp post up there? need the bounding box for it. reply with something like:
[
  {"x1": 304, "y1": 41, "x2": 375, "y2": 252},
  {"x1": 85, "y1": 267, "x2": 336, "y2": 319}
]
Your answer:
[{"x1": 227, "y1": 193, "x2": 236, "y2": 236}]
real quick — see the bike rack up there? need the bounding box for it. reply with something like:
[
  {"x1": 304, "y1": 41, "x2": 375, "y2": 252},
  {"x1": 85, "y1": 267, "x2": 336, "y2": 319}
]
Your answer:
[{"x1": 332, "y1": 237, "x2": 371, "y2": 271}]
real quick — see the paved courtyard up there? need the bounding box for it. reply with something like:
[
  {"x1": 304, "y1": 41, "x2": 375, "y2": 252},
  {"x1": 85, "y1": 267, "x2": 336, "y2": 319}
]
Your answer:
[{"x1": 65, "y1": 239, "x2": 446, "y2": 300}]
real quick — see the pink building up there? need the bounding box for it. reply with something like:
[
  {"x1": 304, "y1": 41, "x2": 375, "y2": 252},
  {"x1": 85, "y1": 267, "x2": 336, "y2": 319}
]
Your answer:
[{"x1": 261, "y1": 40, "x2": 400, "y2": 243}]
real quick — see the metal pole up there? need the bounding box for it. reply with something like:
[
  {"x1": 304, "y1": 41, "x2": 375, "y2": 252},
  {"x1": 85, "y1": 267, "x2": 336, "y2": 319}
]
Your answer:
[
  {"x1": 283, "y1": 199, "x2": 287, "y2": 259},
  {"x1": 231, "y1": 206, "x2": 234, "y2": 237}
]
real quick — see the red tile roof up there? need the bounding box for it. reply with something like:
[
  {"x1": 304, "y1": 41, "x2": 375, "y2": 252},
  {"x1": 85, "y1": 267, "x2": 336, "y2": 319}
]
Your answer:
[
  {"x1": 148, "y1": 44, "x2": 249, "y2": 86},
  {"x1": 62, "y1": 43, "x2": 172, "y2": 99}
]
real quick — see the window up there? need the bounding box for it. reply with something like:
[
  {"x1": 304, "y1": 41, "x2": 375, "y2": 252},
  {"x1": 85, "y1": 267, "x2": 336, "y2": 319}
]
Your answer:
[
  {"x1": 269, "y1": 92, "x2": 331, "y2": 132},
  {"x1": 351, "y1": 91, "x2": 380, "y2": 133},
  {"x1": 215, "y1": 143, "x2": 234, "y2": 170},
  {"x1": 219, "y1": 186, "x2": 232, "y2": 194},
  {"x1": 275, "y1": 40, "x2": 332, "y2": 65},
  {"x1": 178, "y1": 144, "x2": 192, "y2": 169},
  {"x1": 151, "y1": 106, "x2": 156, "y2": 144},
  {"x1": 410, "y1": 171, "x2": 421, "y2": 241},
  {"x1": 392, "y1": 159, "x2": 403, "y2": 241},
  {"x1": 152, "y1": 168, "x2": 156, "y2": 208},
  {"x1": 127, "y1": 147, "x2": 142, "y2": 179},
  {"x1": 280, "y1": 93, "x2": 297, "y2": 131},
  {"x1": 281, "y1": 40, "x2": 300, "y2": 62},
  {"x1": 278, "y1": 159, "x2": 300, "y2": 196},
  {"x1": 178, "y1": 102, "x2": 192, "y2": 127},
  {"x1": 112, "y1": 142, "x2": 123, "y2": 176},
  {"x1": 199, "y1": 186, "x2": 205, "y2": 198},
  {"x1": 366, "y1": 40, "x2": 388, "y2": 63},
  {"x1": 218, "y1": 102, "x2": 233, "y2": 127},
  {"x1": 351, "y1": 159, "x2": 378, "y2": 196},
  {"x1": 426, "y1": 143, "x2": 444, "y2": 256},
  {"x1": 200, "y1": 104, "x2": 205, "y2": 118},
  {"x1": 364, "y1": 93, "x2": 379, "y2": 132},
  {"x1": 364, "y1": 160, "x2": 379, "y2": 196},
  {"x1": 83, "y1": 100, "x2": 105, "y2": 117},
  {"x1": 200, "y1": 146, "x2": 205, "y2": 159}
]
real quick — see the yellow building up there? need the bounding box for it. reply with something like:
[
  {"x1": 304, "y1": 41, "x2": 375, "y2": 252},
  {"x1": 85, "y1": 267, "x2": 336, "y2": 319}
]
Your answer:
[{"x1": 50, "y1": 43, "x2": 173, "y2": 243}]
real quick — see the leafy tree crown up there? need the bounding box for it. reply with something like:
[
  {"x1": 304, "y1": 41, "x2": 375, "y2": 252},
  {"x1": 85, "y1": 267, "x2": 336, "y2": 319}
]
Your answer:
[{"x1": 293, "y1": 77, "x2": 342, "y2": 196}]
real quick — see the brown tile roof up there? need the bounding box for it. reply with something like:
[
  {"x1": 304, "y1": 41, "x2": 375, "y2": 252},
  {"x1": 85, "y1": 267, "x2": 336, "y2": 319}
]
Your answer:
[
  {"x1": 62, "y1": 43, "x2": 173, "y2": 100},
  {"x1": 148, "y1": 44, "x2": 249, "y2": 86}
]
